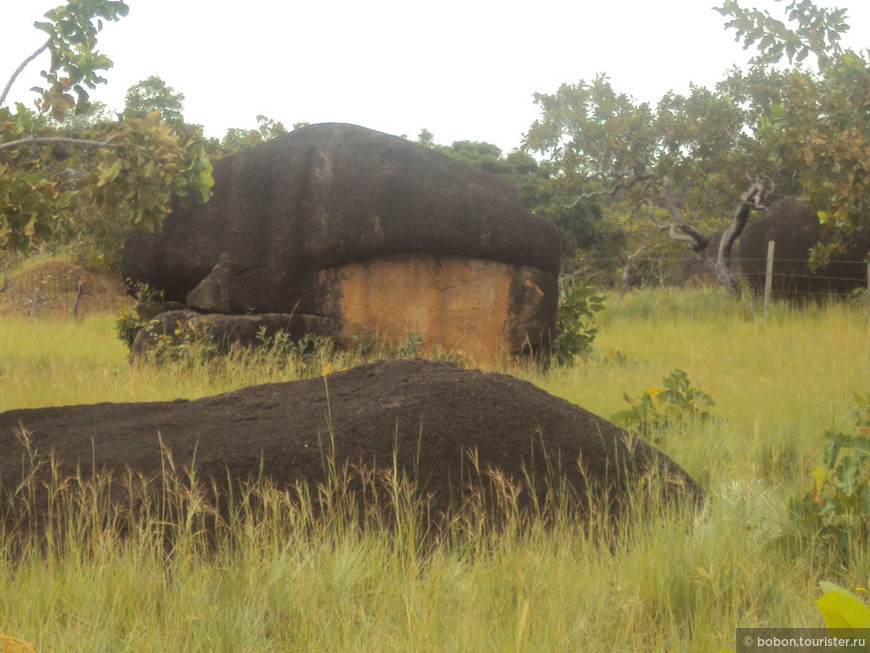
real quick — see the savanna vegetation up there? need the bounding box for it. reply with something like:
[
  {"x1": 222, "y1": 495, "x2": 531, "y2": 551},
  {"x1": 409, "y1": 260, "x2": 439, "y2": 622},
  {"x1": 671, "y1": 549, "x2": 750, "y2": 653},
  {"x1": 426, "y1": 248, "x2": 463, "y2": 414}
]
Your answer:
[
  {"x1": 4, "y1": 1, "x2": 869, "y2": 289},
  {"x1": 1, "y1": 288, "x2": 869, "y2": 651},
  {"x1": 2, "y1": 0, "x2": 870, "y2": 650}
]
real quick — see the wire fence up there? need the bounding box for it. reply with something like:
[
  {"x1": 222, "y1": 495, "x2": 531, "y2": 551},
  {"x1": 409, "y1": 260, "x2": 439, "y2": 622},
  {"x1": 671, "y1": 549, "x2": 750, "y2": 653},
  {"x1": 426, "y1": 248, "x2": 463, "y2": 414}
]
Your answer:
[{"x1": 575, "y1": 251, "x2": 870, "y2": 301}]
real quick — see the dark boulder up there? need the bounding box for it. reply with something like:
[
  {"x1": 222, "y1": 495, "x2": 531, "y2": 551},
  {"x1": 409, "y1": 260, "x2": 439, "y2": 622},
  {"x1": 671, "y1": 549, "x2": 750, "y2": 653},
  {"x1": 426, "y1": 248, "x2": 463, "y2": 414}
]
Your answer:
[
  {"x1": 121, "y1": 123, "x2": 561, "y2": 362},
  {"x1": 0, "y1": 359, "x2": 702, "y2": 522},
  {"x1": 735, "y1": 197, "x2": 870, "y2": 297}
]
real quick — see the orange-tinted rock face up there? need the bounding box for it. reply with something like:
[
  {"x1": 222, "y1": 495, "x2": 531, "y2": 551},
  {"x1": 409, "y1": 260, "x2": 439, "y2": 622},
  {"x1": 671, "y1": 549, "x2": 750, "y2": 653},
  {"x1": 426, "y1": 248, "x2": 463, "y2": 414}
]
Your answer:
[{"x1": 315, "y1": 254, "x2": 555, "y2": 364}]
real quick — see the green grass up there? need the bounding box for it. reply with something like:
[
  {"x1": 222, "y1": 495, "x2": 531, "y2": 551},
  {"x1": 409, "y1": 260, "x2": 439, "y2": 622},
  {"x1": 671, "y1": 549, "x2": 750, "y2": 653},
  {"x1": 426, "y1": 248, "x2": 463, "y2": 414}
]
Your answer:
[{"x1": 2, "y1": 288, "x2": 869, "y2": 651}]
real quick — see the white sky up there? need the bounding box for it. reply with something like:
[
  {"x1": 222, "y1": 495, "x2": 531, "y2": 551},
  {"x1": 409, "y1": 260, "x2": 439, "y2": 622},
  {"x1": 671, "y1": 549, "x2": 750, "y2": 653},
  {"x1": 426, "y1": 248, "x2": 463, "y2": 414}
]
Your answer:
[{"x1": 2, "y1": 0, "x2": 869, "y2": 153}]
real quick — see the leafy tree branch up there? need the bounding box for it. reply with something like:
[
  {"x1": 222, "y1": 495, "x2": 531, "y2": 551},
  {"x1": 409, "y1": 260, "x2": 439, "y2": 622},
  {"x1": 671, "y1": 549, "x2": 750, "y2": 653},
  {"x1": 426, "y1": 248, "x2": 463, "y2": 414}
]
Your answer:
[{"x1": 1, "y1": 1, "x2": 213, "y2": 253}]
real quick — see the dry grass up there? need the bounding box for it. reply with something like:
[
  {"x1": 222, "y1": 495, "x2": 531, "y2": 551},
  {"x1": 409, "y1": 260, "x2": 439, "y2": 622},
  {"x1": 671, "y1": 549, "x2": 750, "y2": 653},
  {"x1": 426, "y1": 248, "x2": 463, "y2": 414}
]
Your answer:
[{"x1": 1, "y1": 285, "x2": 869, "y2": 651}]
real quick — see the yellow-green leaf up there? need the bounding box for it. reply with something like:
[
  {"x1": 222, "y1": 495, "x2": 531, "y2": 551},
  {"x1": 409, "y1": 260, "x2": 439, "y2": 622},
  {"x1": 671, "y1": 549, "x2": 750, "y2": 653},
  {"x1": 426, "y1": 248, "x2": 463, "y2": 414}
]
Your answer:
[
  {"x1": 97, "y1": 158, "x2": 123, "y2": 187},
  {"x1": 816, "y1": 581, "x2": 870, "y2": 634}
]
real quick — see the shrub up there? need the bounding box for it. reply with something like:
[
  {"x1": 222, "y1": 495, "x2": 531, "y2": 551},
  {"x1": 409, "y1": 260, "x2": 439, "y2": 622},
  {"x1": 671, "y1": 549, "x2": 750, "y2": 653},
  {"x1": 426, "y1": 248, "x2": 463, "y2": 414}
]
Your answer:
[
  {"x1": 611, "y1": 369, "x2": 715, "y2": 443},
  {"x1": 114, "y1": 281, "x2": 164, "y2": 350},
  {"x1": 551, "y1": 275, "x2": 605, "y2": 365},
  {"x1": 791, "y1": 392, "x2": 870, "y2": 558},
  {"x1": 114, "y1": 304, "x2": 144, "y2": 349},
  {"x1": 143, "y1": 318, "x2": 218, "y2": 365}
]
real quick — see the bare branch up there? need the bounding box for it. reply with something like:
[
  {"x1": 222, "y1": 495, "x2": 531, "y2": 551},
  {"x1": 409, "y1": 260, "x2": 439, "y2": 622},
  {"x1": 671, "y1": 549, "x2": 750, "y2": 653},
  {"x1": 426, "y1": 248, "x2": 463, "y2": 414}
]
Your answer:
[
  {"x1": 0, "y1": 135, "x2": 161, "y2": 170},
  {"x1": 625, "y1": 245, "x2": 646, "y2": 262},
  {"x1": 0, "y1": 135, "x2": 143, "y2": 155},
  {"x1": 563, "y1": 172, "x2": 658, "y2": 208},
  {"x1": 1, "y1": 38, "x2": 51, "y2": 107},
  {"x1": 646, "y1": 182, "x2": 710, "y2": 252}
]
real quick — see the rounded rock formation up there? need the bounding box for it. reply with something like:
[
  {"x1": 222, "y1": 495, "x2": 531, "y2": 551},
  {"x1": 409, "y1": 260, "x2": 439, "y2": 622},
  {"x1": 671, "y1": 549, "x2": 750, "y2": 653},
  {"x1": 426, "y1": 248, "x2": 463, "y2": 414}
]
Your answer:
[
  {"x1": 0, "y1": 359, "x2": 703, "y2": 523},
  {"x1": 735, "y1": 197, "x2": 870, "y2": 297},
  {"x1": 122, "y1": 124, "x2": 561, "y2": 362}
]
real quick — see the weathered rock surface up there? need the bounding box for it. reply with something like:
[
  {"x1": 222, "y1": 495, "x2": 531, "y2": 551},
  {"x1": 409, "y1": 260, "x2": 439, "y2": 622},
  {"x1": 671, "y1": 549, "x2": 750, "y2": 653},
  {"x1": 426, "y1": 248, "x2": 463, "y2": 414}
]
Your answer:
[
  {"x1": 0, "y1": 359, "x2": 702, "y2": 521},
  {"x1": 735, "y1": 197, "x2": 870, "y2": 297},
  {"x1": 122, "y1": 124, "x2": 560, "y2": 361}
]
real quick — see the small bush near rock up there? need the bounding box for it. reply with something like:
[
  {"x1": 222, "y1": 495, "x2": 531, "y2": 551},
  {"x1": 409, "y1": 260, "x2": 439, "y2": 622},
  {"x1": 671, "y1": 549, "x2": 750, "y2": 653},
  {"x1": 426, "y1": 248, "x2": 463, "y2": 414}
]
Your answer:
[{"x1": 551, "y1": 275, "x2": 605, "y2": 365}]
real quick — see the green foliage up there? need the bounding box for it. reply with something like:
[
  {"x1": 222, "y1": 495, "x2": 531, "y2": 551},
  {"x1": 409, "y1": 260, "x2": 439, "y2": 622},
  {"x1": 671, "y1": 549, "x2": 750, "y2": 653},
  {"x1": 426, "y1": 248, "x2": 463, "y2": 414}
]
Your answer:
[
  {"x1": 0, "y1": 106, "x2": 71, "y2": 251},
  {"x1": 255, "y1": 327, "x2": 335, "y2": 367},
  {"x1": 525, "y1": 1, "x2": 870, "y2": 281},
  {"x1": 114, "y1": 281, "x2": 163, "y2": 349},
  {"x1": 415, "y1": 128, "x2": 435, "y2": 149},
  {"x1": 1, "y1": 2, "x2": 213, "y2": 253},
  {"x1": 761, "y1": 54, "x2": 870, "y2": 246},
  {"x1": 522, "y1": 74, "x2": 774, "y2": 292},
  {"x1": 146, "y1": 318, "x2": 218, "y2": 365},
  {"x1": 611, "y1": 369, "x2": 715, "y2": 442},
  {"x1": 89, "y1": 113, "x2": 214, "y2": 232},
  {"x1": 551, "y1": 275, "x2": 605, "y2": 365},
  {"x1": 30, "y1": 0, "x2": 130, "y2": 119},
  {"x1": 816, "y1": 581, "x2": 870, "y2": 635},
  {"x1": 220, "y1": 115, "x2": 289, "y2": 155},
  {"x1": 792, "y1": 392, "x2": 870, "y2": 558},
  {"x1": 524, "y1": 75, "x2": 765, "y2": 233},
  {"x1": 717, "y1": 0, "x2": 870, "y2": 242},
  {"x1": 125, "y1": 279, "x2": 165, "y2": 303},
  {"x1": 124, "y1": 75, "x2": 185, "y2": 123},
  {"x1": 65, "y1": 203, "x2": 131, "y2": 272},
  {"x1": 114, "y1": 304, "x2": 143, "y2": 349},
  {"x1": 716, "y1": 0, "x2": 848, "y2": 72}
]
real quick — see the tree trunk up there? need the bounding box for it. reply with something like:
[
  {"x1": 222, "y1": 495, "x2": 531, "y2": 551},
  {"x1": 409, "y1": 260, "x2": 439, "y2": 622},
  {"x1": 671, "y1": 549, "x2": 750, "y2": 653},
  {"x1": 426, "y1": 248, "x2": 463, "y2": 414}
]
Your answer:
[{"x1": 714, "y1": 182, "x2": 767, "y2": 296}]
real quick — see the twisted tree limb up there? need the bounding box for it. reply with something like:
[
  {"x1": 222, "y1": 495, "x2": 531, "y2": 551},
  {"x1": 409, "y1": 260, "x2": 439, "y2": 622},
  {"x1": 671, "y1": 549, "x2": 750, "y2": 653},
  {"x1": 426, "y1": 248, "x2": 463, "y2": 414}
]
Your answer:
[
  {"x1": 563, "y1": 171, "x2": 657, "y2": 208},
  {"x1": 715, "y1": 180, "x2": 769, "y2": 294}
]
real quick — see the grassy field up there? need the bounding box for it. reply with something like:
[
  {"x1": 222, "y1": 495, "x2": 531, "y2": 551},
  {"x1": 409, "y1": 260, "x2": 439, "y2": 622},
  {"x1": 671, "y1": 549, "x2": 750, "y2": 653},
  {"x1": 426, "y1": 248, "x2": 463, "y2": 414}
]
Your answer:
[{"x1": 1, "y1": 287, "x2": 869, "y2": 651}]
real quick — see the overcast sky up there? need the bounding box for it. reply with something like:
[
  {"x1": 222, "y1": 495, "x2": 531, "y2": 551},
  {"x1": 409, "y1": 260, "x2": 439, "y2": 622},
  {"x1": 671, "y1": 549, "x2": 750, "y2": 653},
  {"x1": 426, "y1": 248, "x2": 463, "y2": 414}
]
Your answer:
[{"x1": 2, "y1": 0, "x2": 869, "y2": 152}]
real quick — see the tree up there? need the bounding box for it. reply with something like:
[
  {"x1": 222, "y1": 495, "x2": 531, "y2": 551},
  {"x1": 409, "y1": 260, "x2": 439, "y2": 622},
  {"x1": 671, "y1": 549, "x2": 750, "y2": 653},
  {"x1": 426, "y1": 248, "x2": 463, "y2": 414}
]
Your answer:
[
  {"x1": 717, "y1": 0, "x2": 870, "y2": 252},
  {"x1": 124, "y1": 75, "x2": 185, "y2": 123},
  {"x1": 525, "y1": 1, "x2": 869, "y2": 293},
  {"x1": 0, "y1": 1, "x2": 213, "y2": 253},
  {"x1": 220, "y1": 115, "x2": 291, "y2": 156},
  {"x1": 415, "y1": 128, "x2": 436, "y2": 149},
  {"x1": 524, "y1": 75, "x2": 772, "y2": 293}
]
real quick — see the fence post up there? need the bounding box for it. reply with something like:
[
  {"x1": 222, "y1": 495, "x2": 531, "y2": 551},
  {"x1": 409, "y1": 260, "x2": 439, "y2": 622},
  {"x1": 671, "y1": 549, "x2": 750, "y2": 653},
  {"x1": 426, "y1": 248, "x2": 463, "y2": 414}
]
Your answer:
[
  {"x1": 866, "y1": 261, "x2": 869, "y2": 318},
  {"x1": 30, "y1": 286, "x2": 41, "y2": 321},
  {"x1": 763, "y1": 240, "x2": 775, "y2": 321},
  {"x1": 71, "y1": 279, "x2": 84, "y2": 320}
]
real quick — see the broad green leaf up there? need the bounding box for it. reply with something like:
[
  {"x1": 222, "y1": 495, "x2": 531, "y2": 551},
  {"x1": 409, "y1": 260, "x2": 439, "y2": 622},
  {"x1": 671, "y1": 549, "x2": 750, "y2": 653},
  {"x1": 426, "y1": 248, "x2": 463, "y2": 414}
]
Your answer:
[
  {"x1": 817, "y1": 582, "x2": 870, "y2": 634},
  {"x1": 837, "y1": 455, "x2": 860, "y2": 495}
]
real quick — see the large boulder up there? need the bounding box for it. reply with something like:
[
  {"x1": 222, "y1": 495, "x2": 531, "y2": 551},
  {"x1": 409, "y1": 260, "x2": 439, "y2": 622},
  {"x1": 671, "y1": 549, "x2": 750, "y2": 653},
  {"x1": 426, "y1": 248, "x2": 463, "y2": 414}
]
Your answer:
[
  {"x1": 0, "y1": 359, "x2": 702, "y2": 523},
  {"x1": 122, "y1": 123, "x2": 561, "y2": 362},
  {"x1": 735, "y1": 197, "x2": 870, "y2": 297}
]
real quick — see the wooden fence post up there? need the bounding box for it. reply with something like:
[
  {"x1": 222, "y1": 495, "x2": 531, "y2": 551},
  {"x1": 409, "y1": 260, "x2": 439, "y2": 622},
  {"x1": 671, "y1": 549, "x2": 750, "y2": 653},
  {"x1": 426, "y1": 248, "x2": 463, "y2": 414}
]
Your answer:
[
  {"x1": 763, "y1": 240, "x2": 775, "y2": 321},
  {"x1": 71, "y1": 279, "x2": 84, "y2": 320},
  {"x1": 866, "y1": 261, "x2": 869, "y2": 318}
]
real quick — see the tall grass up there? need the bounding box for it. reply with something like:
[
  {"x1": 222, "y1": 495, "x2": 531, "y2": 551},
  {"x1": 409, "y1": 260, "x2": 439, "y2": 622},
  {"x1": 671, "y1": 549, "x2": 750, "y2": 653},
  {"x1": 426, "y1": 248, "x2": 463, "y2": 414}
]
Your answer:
[{"x1": 1, "y1": 288, "x2": 869, "y2": 651}]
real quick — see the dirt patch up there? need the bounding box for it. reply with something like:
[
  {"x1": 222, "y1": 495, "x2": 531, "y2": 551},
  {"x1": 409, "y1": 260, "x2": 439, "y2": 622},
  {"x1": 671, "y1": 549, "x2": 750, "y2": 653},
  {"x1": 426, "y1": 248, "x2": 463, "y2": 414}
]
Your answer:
[
  {"x1": 0, "y1": 359, "x2": 702, "y2": 524},
  {"x1": 0, "y1": 260, "x2": 131, "y2": 318}
]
